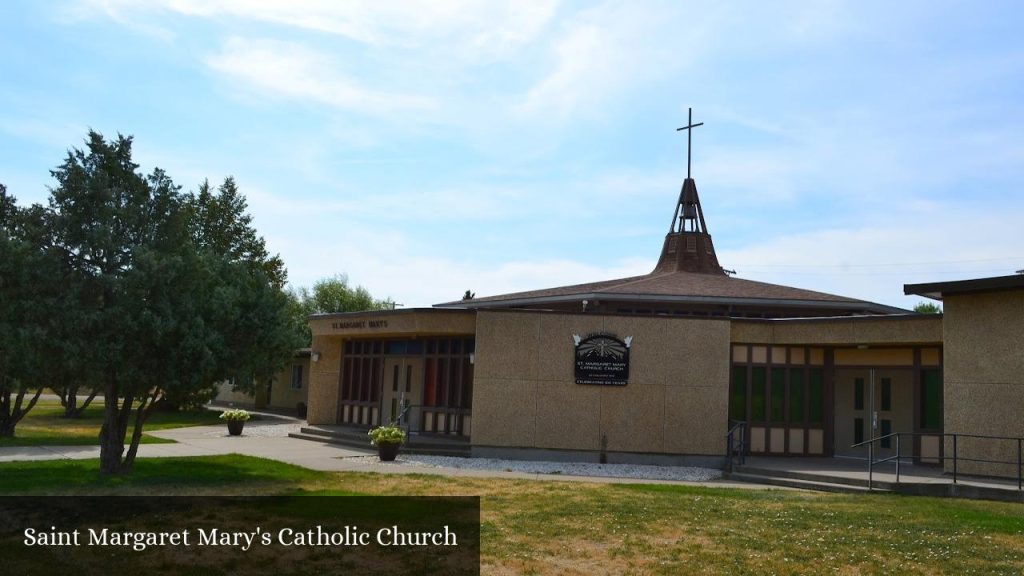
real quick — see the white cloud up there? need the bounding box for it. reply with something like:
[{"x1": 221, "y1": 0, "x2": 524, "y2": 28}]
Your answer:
[
  {"x1": 205, "y1": 37, "x2": 435, "y2": 115},
  {"x1": 84, "y1": 0, "x2": 558, "y2": 59},
  {"x1": 515, "y1": 1, "x2": 711, "y2": 121},
  {"x1": 718, "y1": 205, "x2": 1024, "y2": 308}
]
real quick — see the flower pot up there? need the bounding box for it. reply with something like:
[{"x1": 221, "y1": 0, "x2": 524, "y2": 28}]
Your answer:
[
  {"x1": 377, "y1": 442, "x2": 400, "y2": 461},
  {"x1": 227, "y1": 420, "x2": 245, "y2": 436}
]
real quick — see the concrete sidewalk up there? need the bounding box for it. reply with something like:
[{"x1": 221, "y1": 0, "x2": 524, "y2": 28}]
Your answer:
[{"x1": 0, "y1": 422, "x2": 764, "y2": 489}]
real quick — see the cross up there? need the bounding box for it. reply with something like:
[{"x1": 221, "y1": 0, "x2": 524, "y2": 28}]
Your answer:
[{"x1": 676, "y1": 107, "x2": 703, "y2": 179}]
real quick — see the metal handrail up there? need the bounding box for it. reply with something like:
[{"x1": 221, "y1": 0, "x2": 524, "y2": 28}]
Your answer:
[
  {"x1": 724, "y1": 420, "x2": 747, "y2": 473},
  {"x1": 852, "y1": 432, "x2": 1024, "y2": 491}
]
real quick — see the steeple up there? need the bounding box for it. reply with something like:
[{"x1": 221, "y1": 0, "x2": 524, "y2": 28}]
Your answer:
[{"x1": 652, "y1": 108, "x2": 725, "y2": 275}]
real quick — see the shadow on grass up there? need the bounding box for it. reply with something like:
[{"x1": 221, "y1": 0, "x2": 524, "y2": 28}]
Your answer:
[{"x1": 0, "y1": 455, "x2": 326, "y2": 494}]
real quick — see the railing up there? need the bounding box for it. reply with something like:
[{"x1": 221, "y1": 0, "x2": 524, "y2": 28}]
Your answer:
[
  {"x1": 725, "y1": 420, "x2": 747, "y2": 473},
  {"x1": 851, "y1": 432, "x2": 1024, "y2": 491},
  {"x1": 394, "y1": 398, "x2": 471, "y2": 438}
]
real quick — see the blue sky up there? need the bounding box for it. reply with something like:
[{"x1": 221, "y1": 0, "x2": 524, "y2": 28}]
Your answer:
[{"x1": 1, "y1": 1, "x2": 1022, "y2": 308}]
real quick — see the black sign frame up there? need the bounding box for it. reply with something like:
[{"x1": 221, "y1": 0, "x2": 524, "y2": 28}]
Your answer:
[{"x1": 573, "y1": 333, "x2": 631, "y2": 386}]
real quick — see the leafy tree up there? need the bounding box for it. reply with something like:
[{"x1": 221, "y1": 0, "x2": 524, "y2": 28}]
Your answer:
[
  {"x1": 289, "y1": 275, "x2": 393, "y2": 345},
  {"x1": 187, "y1": 177, "x2": 287, "y2": 289},
  {"x1": 913, "y1": 301, "x2": 942, "y2": 314},
  {"x1": 44, "y1": 131, "x2": 296, "y2": 474},
  {"x1": 462, "y1": 290, "x2": 475, "y2": 300},
  {"x1": 0, "y1": 185, "x2": 47, "y2": 436}
]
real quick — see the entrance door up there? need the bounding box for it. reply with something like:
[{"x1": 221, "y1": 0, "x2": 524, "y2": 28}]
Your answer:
[
  {"x1": 381, "y1": 357, "x2": 424, "y2": 431},
  {"x1": 834, "y1": 368, "x2": 913, "y2": 458}
]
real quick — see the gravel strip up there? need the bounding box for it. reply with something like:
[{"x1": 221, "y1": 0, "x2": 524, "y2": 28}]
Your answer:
[
  {"x1": 341, "y1": 454, "x2": 721, "y2": 482},
  {"x1": 199, "y1": 422, "x2": 304, "y2": 438}
]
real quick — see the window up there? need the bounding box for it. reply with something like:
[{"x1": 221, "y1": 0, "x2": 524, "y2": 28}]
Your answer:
[
  {"x1": 770, "y1": 368, "x2": 785, "y2": 422},
  {"x1": 854, "y1": 377, "x2": 864, "y2": 410},
  {"x1": 921, "y1": 369, "x2": 942, "y2": 430},
  {"x1": 880, "y1": 378, "x2": 891, "y2": 411},
  {"x1": 788, "y1": 368, "x2": 804, "y2": 423},
  {"x1": 808, "y1": 368, "x2": 824, "y2": 424},
  {"x1": 291, "y1": 365, "x2": 303, "y2": 390},
  {"x1": 751, "y1": 367, "x2": 766, "y2": 421},
  {"x1": 880, "y1": 419, "x2": 892, "y2": 448},
  {"x1": 730, "y1": 367, "x2": 747, "y2": 420},
  {"x1": 854, "y1": 417, "x2": 864, "y2": 444}
]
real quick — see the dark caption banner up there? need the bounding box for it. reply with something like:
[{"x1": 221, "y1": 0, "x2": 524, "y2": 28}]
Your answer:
[{"x1": 0, "y1": 496, "x2": 480, "y2": 576}]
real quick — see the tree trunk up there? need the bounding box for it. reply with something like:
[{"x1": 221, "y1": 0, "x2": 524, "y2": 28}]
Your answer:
[
  {"x1": 0, "y1": 385, "x2": 43, "y2": 439},
  {"x1": 63, "y1": 385, "x2": 99, "y2": 419},
  {"x1": 121, "y1": 392, "x2": 160, "y2": 472},
  {"x1": 99, "y1": 376, "x2": 133, "y2": 475}
]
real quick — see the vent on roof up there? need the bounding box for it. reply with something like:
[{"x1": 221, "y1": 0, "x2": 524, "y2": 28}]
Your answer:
[
  {"x1": 685, "y1": 236, "x2": 697, "y2": 252},
  {"x1": 666, "y1": 236, "x2": 677, "y2": 254},
  {"x1": 705, "y1": 238, "x2": 713, "y2": 254}
]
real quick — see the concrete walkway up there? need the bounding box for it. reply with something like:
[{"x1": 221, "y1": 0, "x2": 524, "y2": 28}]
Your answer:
[{"x1": 0, "y1": 420, "x2": 765, "y2": 489}]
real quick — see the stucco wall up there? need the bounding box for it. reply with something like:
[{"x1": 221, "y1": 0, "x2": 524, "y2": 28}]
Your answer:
[
  {"x1": 943, "y1": 290, "x2": 1024, "y2": 476},
  {"x1": 731, "y1": 316, "x2": 942, "y2": 346},
  {"x1": 267, "y1": 358, "x2": 310, "y2": 412},
  {"x1": 471, "y1": 311, "x2": 731, "y2": 458}
]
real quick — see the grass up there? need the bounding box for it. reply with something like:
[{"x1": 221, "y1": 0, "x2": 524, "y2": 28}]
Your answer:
[
  {"x1": 0, "y1": 399, "x2": 224, "y2": 447},
  {"x1": 1, "y1": 456, "x2": 1022, "y2": 574}
]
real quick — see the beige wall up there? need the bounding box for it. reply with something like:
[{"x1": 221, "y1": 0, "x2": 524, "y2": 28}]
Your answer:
[
  {"x1": 308, "y1": 334, "x2": 343, "y2": 425},
  {"x1": 731, "y1": 316, "x2": 942, "y2": 346},
  {"x1": 267, "y1": 358, "x2": 310, "y2": 411},
  {"x1": 309, "y1": 309, "x2": 476, "y2": 340},
  {"x1": 471, "y1": 311, "x2": 731, "y2": 457},
  {"x1": 943, "y1": 290, "x2": 1024, "y2": 476}
]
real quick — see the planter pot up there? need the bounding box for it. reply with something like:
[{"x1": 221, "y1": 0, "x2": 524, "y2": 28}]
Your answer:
[
  {"x1": 227, "y1": 420, "x2": 245, "y2": 436},
  {"x1": 377, "y1": 442, "x2": 401, "y2": 461}
]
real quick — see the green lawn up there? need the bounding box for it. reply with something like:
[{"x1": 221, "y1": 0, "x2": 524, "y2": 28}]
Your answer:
[
  {"x1": 0, "y1": 400, "x2": 224, "y2": 446},
  {"x1": 1, "y1": 456, "x2": 1022, "y2": 574}
]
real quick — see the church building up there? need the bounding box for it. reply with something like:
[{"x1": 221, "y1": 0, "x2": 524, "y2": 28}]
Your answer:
[{"x1": 302, "y1": 114, "x2": 1024, "y2": 477}]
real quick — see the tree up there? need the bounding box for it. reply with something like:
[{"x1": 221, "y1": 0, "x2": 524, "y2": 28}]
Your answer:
[
  {"x1": 289, "y1": 275, "x2": 393, "y2": 345},
  {"x1": 913, "y1": 301, "x2": 942, "y2": 314},
  {"x1": 0, "y1": 185, "x2": 48, "y2": 436},
  {"x1": 462, "y1": 290, "x2": 475, "y2": 300},
  {"x1": 44, "y1": 131, "x2": 297, "y2": 474},
  {"x1": 187, "y1": 177, "x2": 287, "y2": 289}
]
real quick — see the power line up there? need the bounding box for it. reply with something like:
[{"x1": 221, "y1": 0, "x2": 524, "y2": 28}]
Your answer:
[{"x1": 732, "y1": 256, "x2": 1023, "y2": 269}]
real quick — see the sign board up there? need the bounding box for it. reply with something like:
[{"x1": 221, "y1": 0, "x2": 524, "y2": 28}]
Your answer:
[{"x1": 573, "y1": 333, "x2": 632, "y2": 386}]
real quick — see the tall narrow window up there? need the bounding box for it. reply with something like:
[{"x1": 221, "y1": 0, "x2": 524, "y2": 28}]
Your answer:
[
  {"x1": 788, "y1": 368, "x2": 804, "y2": 423},
  {"x1": 920, "y1": 369, "x2": 942, "y2": 430},
  {"x1": 730, "y1": 367, "x2": 747, "y2": 420},
  {"x1": 880, "y1": 378, "x2": 892, "y2": 411},
  {"x1": 854, "y1": 377, "x2": 865, "y2": 410},
  {"x1": 854, "y1": 417, "x2": 864, "y2": 444},
  {"x1": 291, "y1": 365, "x2": 303, "y2": 389},
  {"x1": 751, "y1": 367, "x2": 766, "y2": 421},
  {"x1": 770, "y1": 368, "x2": 785, "y2": 422},
  {"x1": 808, "y1": 368, "x2": 824, "y2": 425},
  {"x1": 880, "y1": 419, "x2": 892, "y2": 448}
]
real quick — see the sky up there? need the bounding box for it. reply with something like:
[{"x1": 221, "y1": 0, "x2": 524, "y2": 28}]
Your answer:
[{"x1": 1, "y1": 1, "x2": 1022, "y2": 309}]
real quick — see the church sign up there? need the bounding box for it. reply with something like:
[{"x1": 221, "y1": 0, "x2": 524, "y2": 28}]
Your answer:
[{"x1": 573, "y1": 333, "x2": 632, "y2": 386}]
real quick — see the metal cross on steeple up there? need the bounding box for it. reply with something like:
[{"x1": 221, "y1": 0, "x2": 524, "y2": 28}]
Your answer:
[{"x1": 676, "y1": 107, "x2": 703, "y2": 179}]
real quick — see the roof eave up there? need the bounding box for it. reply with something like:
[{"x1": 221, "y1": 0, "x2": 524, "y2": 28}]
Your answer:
[{"x1": 435, "y1": 292, "x2": 906, "y2": 314}]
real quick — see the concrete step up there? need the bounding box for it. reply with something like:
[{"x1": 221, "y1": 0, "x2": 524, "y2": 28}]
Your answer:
[
  {"x1": 733, "y1": 465, "x2": 897, "y2": 490},
  {"x1": 727, "y1": 472, "x2": 890, "y2": 494}
]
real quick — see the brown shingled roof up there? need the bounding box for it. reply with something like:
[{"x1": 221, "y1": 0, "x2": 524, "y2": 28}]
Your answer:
[{"x1": 435, "y1": 269, "x2": 881, "y2": 308}]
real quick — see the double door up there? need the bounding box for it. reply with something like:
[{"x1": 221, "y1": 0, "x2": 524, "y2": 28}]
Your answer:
[
  {"x1": 381, "y1": 356, "x2": 423, "y2": 430},
  {"x1": 834, "y1": 368, "x2": 912, "y2": 458}
]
